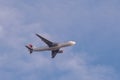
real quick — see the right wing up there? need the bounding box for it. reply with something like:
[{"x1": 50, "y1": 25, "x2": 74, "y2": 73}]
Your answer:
[
  {"x1": 51, "y1": 50, "x2": 59, "y2": 58},
  {"x1": 36, "y1": 34, "x2": 54, "y2": 47}
]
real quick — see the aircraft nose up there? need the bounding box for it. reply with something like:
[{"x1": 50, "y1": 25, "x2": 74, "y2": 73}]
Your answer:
[
  {"x1": 71, "y1": 41, "x2": 76, "y2": 45},
  {"x1": 69, "y1": 41, "x2": 76, "y2": 45}
]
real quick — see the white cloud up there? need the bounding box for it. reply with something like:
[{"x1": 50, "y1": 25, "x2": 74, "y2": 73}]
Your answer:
[
  {"x1": 0, "y1": 26, "x2": 5, "y2": 38},
  {"x1": 0, "y1": 50, "x2": 119, "y2": 80},
  {"x1": 52, "y1": 52, "x2": 119, "y2": 80}
]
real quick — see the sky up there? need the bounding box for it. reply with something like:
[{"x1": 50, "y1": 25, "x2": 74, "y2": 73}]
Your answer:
[{"x1": 0, "y1": 0, "x2": 120, "y2": 80}]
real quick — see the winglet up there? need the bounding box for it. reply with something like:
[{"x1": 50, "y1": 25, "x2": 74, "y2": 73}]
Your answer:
[
  {"x1": 36, "y1": 33, "x2": 42, "y2": 38},
  {"x1": 36, "y1": 33, "x2": 39, "y2": 37}
]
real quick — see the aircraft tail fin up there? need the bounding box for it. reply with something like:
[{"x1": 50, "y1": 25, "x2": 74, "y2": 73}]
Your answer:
[{"x1": 25, "y1": 44, "x2": 33, "y2": 54}]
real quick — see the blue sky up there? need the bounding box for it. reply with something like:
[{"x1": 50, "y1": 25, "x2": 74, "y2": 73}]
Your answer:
[{"x1": 0, "y1": 0, "x2": 120, "y2": 80}]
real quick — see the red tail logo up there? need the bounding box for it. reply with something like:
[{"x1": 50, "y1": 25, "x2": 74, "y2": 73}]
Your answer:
[
  {"x1": 25, "y1": 44, "x2": 33, "y2": 54},
  {"x1": 28, "y1": 44, "x2": 33, "y2": 48}
]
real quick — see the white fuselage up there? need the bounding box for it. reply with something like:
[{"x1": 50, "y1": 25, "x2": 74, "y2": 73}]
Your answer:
[{"x1": 33, "y1": 41, "x2": 76, "y2": 52}]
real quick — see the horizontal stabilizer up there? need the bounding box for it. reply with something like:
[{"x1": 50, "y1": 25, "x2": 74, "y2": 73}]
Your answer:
[{"x1": 25, "y1": 45, "x2": 33, "y2": 54}]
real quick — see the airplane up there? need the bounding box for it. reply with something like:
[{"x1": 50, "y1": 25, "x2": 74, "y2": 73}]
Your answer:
[{"x1": 25, "y1": 34, "x2": 76, "y2": 58}]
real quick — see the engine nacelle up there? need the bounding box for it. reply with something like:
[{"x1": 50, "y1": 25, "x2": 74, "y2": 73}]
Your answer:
[{"x1": 58, "y1": 50, "x2": 63, "y2": 53}]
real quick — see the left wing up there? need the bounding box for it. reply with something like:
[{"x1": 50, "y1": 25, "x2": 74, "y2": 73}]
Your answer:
[
  {"x1": 36, "y1": 34, "x2": 54, "y2": 47},
  {"x1": 51, "y1": 50, "x2": 59, "y2": 58}
]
